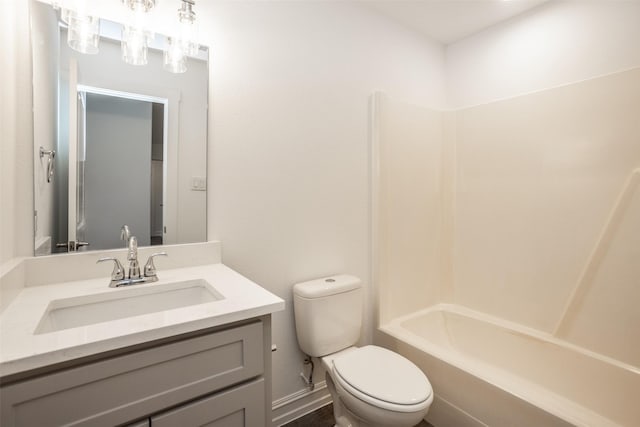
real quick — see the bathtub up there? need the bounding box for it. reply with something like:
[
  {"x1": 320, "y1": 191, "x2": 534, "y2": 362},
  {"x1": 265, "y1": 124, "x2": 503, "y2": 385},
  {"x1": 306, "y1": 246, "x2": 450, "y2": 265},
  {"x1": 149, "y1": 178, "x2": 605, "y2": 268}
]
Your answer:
[{"x1": 378, "y1": 304, "x2": 639, "y2": 427}]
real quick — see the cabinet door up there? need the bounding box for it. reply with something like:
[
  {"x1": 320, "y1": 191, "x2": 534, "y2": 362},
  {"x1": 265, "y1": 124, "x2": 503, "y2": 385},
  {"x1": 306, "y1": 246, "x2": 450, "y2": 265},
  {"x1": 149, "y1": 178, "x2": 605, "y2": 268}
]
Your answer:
[
  {"x1": 0, "y1": 321, "x2": 263, "y2": 427},
  {"x1": 151, "y1": 379, "x2": 265, "y2": 427}
]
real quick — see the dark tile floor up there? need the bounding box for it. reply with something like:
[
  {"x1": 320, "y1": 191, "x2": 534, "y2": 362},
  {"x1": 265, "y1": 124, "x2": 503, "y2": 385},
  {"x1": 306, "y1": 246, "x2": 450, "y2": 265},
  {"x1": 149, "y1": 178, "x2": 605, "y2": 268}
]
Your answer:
[{"x1": 282, "y1": 403, "x2": 434, "y2": 427}]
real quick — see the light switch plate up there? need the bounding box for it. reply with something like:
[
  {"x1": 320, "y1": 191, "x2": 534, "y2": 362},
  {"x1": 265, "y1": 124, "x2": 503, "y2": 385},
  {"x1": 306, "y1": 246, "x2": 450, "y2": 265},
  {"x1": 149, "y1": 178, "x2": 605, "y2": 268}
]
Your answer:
[{"x1": 191, "y1": 176, "x2": 206, "y2": 191}]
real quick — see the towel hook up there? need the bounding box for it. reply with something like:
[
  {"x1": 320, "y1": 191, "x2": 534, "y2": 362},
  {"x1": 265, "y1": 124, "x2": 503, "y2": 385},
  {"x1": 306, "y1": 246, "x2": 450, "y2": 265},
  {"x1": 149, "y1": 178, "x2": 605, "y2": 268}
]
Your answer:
[{"x1": 39, "y1": 146, "x2": 56, "y2": 183}]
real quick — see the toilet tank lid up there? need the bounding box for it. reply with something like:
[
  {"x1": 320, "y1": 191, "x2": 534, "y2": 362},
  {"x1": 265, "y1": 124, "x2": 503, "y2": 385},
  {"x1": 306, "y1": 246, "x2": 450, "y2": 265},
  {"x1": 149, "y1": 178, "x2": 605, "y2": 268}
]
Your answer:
[{"x1": 293, "y1": 275, "x2": 361, "y2": 298}]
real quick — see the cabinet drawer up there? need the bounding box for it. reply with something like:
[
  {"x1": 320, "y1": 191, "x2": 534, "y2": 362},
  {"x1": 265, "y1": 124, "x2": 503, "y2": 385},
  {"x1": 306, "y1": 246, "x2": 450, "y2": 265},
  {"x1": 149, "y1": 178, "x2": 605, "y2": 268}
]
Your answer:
[
  {"x1": 152, "y1": 379, "x2": 265, "y2": 427},
  {"x1": 0, "y1": 321, "x2": 263, "y2": 427}
]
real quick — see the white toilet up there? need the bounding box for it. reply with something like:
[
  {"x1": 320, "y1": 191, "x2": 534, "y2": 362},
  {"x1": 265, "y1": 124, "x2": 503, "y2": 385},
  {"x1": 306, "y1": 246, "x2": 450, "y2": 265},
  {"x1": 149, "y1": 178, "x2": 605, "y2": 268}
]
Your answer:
[{"x1": 293, "y1": 275, "x2": 433, "y2": 427}]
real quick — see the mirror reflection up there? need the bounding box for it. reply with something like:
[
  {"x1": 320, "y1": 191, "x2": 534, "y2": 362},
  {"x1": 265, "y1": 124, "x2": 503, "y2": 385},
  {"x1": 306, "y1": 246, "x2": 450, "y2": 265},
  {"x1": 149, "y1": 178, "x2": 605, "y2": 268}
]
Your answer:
[{"x1": 31, "y1": 0, "x2": 208, "y2": 255}]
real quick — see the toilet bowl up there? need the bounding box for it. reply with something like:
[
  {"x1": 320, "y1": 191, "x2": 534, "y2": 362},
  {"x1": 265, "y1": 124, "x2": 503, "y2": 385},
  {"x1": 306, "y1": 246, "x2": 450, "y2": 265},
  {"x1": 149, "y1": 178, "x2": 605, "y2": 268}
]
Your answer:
[
  {"x1": 293, "y1": 275, "x2": 433, "y2": 427},
  {"x1": 323, "y1": 346, "x2": 432, "y2": 427}
]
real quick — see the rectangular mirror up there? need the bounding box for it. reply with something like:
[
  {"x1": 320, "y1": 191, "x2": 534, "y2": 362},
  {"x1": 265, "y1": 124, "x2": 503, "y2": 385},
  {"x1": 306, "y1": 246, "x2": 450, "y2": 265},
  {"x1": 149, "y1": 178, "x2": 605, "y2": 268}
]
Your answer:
[{"x1": 31, "y1": 0, "x2": 208, "y2": 255}]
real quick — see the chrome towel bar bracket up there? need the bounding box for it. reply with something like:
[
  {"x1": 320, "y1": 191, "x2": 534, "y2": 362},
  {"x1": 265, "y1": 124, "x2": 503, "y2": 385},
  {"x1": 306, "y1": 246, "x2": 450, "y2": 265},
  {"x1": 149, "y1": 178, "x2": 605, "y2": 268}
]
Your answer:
[{"x1": 39, "y1": 146, "x2": 56, "y2": 183}]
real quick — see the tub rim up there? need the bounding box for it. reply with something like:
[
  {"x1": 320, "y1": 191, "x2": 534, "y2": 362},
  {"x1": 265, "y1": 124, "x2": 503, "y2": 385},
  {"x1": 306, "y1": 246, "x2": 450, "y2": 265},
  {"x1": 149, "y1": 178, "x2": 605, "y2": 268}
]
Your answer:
[{"x1": 380, "y1": 303, "x2": 638, "y2": 427}]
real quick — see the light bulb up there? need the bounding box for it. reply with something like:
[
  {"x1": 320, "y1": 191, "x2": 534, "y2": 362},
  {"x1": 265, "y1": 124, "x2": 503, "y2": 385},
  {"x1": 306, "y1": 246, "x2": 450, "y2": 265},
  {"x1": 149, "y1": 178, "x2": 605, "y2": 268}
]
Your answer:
[
  {"x1": 57, "y1": 0, "x2": 86, "y2": 24},
  {"x1": 122, "y1": 0, "x2": 156, "y2": 13},
  {"x1": 67, "y1": 10, "x2": 100, "y2": 54},
  {"x1": 122, "y1": 26, "x2": 151, "y2": 65},
  {"x1": 163, "y1": 37, "x2": 187, "y2": 73},
  {"x1": 177, "y1": 0, "x2": 199, "y2": 57}
]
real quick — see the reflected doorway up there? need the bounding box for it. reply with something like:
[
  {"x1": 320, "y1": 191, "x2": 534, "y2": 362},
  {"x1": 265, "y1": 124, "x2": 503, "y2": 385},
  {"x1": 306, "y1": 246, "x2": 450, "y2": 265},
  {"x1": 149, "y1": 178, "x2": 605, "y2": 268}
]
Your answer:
[{"x1": 61, "y1": 88, "x2": 167, "y2": 252}]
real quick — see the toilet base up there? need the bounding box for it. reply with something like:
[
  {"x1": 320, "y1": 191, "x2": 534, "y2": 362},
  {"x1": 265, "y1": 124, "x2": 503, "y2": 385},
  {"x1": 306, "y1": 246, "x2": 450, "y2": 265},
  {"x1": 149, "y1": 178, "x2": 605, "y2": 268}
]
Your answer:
[{"x1": 325, "y1": 373, "x2": 429, "y2": 427}]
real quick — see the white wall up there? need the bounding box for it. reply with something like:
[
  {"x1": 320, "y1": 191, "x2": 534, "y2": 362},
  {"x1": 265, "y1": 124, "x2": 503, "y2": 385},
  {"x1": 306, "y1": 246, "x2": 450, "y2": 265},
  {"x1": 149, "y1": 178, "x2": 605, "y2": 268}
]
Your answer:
[
  {"x1": 0, "y1": 0, "x2": 33, "y2": 265},
  {"x1": 15, "y1": 0, "x2": 640, "y2": 420},
  {"x1": 205, "y1": 0, "x2": 447, "y2": 407},
  {"x1": 31, "y1": 4, "x2": 58, "y2": 255},
  {"x1": 446, "y1": 0, "x2": 640, "y2": 108},
  {"x1": 17, "y1": 0, "x2": 447, "y2": 412}
]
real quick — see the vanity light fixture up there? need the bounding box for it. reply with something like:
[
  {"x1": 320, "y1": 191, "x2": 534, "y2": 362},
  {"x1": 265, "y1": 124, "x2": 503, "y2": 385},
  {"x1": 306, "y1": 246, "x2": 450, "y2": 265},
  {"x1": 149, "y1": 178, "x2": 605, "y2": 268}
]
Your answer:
[
  {"x1": 177, "y1": 0, "x2": 199, "y2": 56},
  {"x1": 121, "y1": 0, "x2": 155, "y2": 65},
  {"x1": 53, "y1": 0, "x2": 202, "y2": 72},
  {"x1": 163, "y1": 0, "x2": 199, "y2": 73},
  {"x1": 122, "y1": 25, "x2": 153, "y2": 65},
  {"x1": 51, "y1": 0, "x2": 73, "y2": 23},
  {"x1": 163, "y1": 37, "x2": 187, "y2": 73},
  {"x1": 52, "y1": 0, "x2": 100, "y2": 54},
  {"x1": 51, "y1": 0, "x2": 71, "y2": 24},
  {"x1": 66, "y1": 10, "x2": 100, "y2": 54},
  {"x1": 122, "y1": 0, "x2": 157, "y2": 13}
]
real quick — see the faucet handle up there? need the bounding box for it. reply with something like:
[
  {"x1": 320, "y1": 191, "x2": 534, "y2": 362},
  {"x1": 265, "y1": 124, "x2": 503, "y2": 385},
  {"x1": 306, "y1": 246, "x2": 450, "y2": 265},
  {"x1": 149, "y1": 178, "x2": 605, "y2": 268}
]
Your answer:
[
  {"x1": 97, "y1": 257, "x2": 125, "y2": 283},
  {"x1": 144, "y1": 252, "x2": 168, "y2": 279}
]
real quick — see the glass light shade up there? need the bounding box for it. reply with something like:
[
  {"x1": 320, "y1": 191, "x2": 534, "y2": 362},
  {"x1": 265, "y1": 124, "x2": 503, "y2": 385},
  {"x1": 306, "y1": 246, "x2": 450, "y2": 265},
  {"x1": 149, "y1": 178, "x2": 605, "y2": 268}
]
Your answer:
[
  {"x1": 122, "y1": 26, "x2": 151, "y2": 66},
  {"x1": 60, "y1": 8, "x2": 71, "y2": 24},
  {"x1": 56, "y1": 0, "x2": 88, "y2": 24},
  {"x1": 177, "y1": 0, "x2": 200, "y2": 57},
  {"x1": 164, "y1": 37, "x2": 187, "y2": 73},
  {"x1": 122, "y1": 0, "x2": 156, "y2": 13},
  {"x1": 181, "y1": 37, "x2": 200, "y2": 58},
  {"x1": 67, "y1": 11, "x2": 100, "y2": 54},
  {"x1": 52, "y1": 0, "x2": 70, "y2": 22}
]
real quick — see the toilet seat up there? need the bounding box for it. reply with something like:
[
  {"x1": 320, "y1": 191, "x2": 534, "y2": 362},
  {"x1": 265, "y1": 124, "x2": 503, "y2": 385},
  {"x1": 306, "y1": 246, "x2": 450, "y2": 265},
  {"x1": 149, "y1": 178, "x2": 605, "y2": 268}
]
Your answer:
[{"x1": 332, "y1": 345, "x2": 432, "y2": 413}]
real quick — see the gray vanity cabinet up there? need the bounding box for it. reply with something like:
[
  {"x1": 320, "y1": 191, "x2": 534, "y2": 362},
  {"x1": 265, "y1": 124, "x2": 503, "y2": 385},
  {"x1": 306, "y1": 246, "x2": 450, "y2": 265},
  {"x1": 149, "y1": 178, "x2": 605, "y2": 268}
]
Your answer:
[
  {"x1": 151, "y1": 378, "x2": 265, "y2": 426},
  {"x1": 0, "y1": 317, "x2": 273, "y2": 427}
]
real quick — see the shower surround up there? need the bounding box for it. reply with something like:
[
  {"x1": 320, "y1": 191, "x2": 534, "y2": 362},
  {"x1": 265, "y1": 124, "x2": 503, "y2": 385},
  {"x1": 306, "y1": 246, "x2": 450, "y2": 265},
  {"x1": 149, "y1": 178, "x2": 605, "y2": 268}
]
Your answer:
[{"x1": 373, "y1": 68, "x2": 640, "y2": 426}]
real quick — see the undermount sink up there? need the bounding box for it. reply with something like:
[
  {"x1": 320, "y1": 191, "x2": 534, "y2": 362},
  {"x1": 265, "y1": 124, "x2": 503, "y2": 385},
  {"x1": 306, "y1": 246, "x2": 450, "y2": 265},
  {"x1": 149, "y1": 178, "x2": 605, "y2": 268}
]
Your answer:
[{"x1": 35, "y1": 279, "x2": 224, "y2": 334}]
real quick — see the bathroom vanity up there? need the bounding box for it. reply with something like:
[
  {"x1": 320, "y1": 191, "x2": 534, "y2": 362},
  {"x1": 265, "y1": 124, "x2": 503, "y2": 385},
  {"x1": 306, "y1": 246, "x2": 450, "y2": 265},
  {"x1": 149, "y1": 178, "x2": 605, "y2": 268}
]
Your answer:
[
  {"x1": 1, "y1": 318, "x2": 270, "y2": 426},
  {"x1": 0, "y1": 242, "x2": 284, "y2": 427}
]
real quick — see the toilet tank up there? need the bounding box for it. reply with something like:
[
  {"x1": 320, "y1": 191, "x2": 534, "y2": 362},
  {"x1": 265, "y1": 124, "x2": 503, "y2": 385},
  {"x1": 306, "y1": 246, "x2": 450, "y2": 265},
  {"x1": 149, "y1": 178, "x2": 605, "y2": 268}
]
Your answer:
[{"x1": 293, "y1": 275, "x2": 363, "y2": 357}]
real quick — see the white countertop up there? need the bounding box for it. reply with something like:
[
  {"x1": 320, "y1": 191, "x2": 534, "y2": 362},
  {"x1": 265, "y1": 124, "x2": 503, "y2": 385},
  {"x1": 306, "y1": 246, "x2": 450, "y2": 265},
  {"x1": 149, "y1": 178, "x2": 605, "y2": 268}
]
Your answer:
[{"x1": 0, "y1": 263, "x2": 284, "y2": 377}]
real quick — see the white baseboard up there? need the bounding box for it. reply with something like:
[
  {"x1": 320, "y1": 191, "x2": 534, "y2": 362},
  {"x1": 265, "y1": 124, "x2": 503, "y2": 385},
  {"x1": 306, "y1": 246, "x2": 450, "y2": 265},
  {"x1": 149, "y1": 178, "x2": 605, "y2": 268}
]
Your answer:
[{"x1": 272, "y1": 381, "x2": 333, "y2": 427}]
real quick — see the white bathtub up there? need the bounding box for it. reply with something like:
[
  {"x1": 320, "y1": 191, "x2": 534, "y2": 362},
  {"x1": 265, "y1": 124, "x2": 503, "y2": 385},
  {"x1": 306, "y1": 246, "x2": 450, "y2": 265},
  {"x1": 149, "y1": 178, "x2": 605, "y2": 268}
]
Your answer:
[{"x1": 379, "y1": 304, "x2": 639, "y2": 427}]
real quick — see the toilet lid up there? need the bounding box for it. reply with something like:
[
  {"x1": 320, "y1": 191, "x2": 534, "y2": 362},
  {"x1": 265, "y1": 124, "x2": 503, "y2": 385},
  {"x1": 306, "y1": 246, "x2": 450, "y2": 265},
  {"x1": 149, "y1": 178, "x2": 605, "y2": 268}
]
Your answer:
[{"x1": 332, "y1": 345, "x2": 432, "y2": 406}]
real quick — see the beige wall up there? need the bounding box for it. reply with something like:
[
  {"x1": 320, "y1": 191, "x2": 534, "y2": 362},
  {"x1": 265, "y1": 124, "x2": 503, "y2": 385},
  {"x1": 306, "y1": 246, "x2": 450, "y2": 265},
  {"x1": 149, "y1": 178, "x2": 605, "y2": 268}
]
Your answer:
[
  {"x1": 378, "y1": 68, "x2": 640, "y2": 368},
  {"x1": 376, "y1": 94, "x2": 446, "y2": 324},
  {"x1": 561, "y1": 166, "x2": 640, "y2": 367},
  {"x1": 452, "y1": 69, "x2": 640, "y2": 356},
  {"x1": 376, "y1": 1, "x2": 640, "y2": 371}
]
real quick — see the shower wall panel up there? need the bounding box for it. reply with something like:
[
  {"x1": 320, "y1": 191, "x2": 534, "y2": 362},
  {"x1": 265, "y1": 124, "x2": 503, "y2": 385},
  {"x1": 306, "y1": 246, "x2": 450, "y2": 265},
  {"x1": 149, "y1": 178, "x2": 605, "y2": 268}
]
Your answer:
[
  {"x1": 377, "y1": 94, "x2": 445, "y2": 324},
  {"x1": 452, "y1": 68, "x2": 640, "y2": 343}
]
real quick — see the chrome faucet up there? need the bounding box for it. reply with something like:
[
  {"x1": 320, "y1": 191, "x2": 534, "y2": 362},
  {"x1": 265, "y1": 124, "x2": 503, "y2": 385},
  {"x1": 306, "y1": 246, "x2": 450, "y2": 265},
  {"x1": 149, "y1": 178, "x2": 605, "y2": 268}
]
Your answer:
[
  {"x1": 97, "y1": 235, "x2": 167, "y2": 287},
  {"x1": 127, "y1": 236, "x2": 141, "y2": 280},
  {"x1": 120, "y1": 225, "x2": 131, "y2": 246}
]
